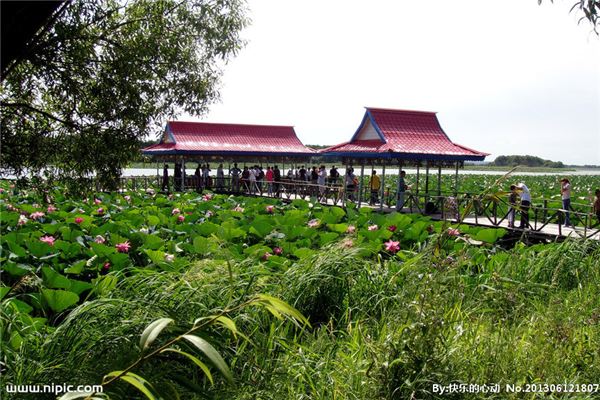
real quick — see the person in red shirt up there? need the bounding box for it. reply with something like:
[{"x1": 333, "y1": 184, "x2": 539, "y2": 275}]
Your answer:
[{"x1": 266, "y1": 166, "x2": 274, "y2": 196}]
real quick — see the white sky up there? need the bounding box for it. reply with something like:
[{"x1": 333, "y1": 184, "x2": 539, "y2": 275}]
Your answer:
[{"x1": 182, "y1": 0, "x2": 600, "y2": 165}]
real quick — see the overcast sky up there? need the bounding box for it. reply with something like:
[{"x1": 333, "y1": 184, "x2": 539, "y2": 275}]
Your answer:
[{"x1": 183, "y1": 0, "x2": 600, "y2": 165}]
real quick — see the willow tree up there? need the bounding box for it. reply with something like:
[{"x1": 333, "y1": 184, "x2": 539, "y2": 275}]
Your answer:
[{"x1": 1, "y1": 0, "x2": 247, "y2": 189}]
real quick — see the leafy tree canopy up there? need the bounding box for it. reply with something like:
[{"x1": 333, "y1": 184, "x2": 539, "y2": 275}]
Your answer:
[
  {"x1": 493, "y1": 155, "x2": 565, "y2": 168},
  {"x1": 540, "y1": 0, "x2": 600, "y2": 33},
  {"x1": 1, "y1": 0, "x2": 248, "y2": 188}
]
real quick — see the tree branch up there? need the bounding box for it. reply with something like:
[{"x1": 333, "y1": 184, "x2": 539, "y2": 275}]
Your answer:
[{"x1": 1, "y1": 101, "x2": 78, "y2": 128}]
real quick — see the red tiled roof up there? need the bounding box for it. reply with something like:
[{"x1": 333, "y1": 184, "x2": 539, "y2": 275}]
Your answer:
[
  {"x1": 321, "y1": 108, "x2": 488, "y2": 160},
  {"x1": 143, "y1": 121, "x2": 316, "y2": 155}
]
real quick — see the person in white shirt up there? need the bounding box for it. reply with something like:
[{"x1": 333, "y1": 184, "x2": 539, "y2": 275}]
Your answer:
[
  {"x1": 516, "y1": 183, "x2": 531, "y2": 229},
  {"x1": 560, "y1": 178, "x2": 571, "y2": 226},
  {"x1": 248, "y1": 166, "x2": 258, "y2": 194}
]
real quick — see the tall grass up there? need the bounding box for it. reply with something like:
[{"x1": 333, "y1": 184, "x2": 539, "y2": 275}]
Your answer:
[{"x1": 3, "y1": 240, "x2": 599, "y2": 399}]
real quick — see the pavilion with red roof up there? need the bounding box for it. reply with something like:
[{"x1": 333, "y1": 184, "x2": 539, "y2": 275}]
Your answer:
[
  {"x1": 320, "y1": 107, "x2": 489, "y2": 210},
  {"x1": 320, "y1": 107, "x2": 487, "y2": 162},
  {"x1": 142, "y1": 121, "x2": 316, "y2": 159}
]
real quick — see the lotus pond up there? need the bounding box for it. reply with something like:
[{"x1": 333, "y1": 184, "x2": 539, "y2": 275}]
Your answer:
[{"x1": 1, "y1": 184, "x2": 599, "y2": 399}]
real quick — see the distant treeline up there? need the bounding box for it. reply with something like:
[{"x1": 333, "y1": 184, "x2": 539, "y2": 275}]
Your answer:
[
  {"x1": 493, "y1": 155, "x2": 564, "y2": 168},
  {"x1": 306, "y1": 144, "x2": 331, "y2": 150}
]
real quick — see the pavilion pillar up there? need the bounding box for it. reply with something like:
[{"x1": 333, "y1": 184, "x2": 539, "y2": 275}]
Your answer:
[
  {"x1": 379, "y1": 162, "x2": 386, "y2": 212},
  {"x1": 182, "y1": 156, "x2": 186, "y2": 191},
  {"x1": 357, "y1": 162, "x2": 365, "y2": 206},
  {"x1": 437, "y1": 164, "x2": 442, "y2": 197},
  {"x1": 342, "y1": 159, "x2": 348, "y2": 208},
  {"x1": 416, "y1": 163, "x2": 420, "y2": 196},
  {"x1": 454, "y1": 161, "x2": 459, "y2": 197},
  {"x1": 425, "y1": 162, "x2": 430, "y2": 201},
  {"x1": 156, "y1": 161, "x2": 159, "y2": 189}
]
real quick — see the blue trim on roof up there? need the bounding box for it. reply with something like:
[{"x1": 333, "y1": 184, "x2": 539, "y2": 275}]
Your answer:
[
  {"x1": 349, "y1": 110, "x2": 386, "y2": 143},
  {"x1": 164, "y1": 123, "x2": 176, "y2": 144},
  {"x1": 366, "y1": 110, "x2": 387, "y2": 143},
  {"x1": 319, "y1": 151, "x2": 486, "y2": 162}
]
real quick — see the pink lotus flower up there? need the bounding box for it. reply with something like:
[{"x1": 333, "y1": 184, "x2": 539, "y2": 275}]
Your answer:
[
  {"x1": 94, "y1": 198, "x2": 102, "y2": 205},
  {"x1": 261, "y1": 252, "x2": 272, "y2": 261},
  {"x1": 94, "y1": 235, "x2": 106, "y2": 244},
  {"x1": 101, "y1": 262, "x2": 111, "y2": 273},
  {"x1": 447, "y1": 228, "x2": 460, "y2": 237},
  {"x1": 96, "y1": 208, "x2": 104, "y2": 215},
  {"x1": 17, "y1": 215, "x2": 28, "y2": 225},
  {"x1": 47, "y1": 205, "x2": 57, "y2": 213},
  {"x1": 30, "y1": 211, "x2": 45, "y2": 220},
  {"x1": 341, "y1": 238, "x2": 354, "y2": 248},
  {"x1": 75, "y1": 217, "x2": 84, "y2": 224},
  {"x1": 171, "y1": 208, "x2": 181, "y2": 215},
  {"x1": 124, "y1": 195, "x2": 131, "y2": 202},
  {"x1": 273, "y1": 246, "x2": 283, "y2": 255},
  {"x1": 0, "y1": 188, "x2": 4, "y2": 193},
  {"x1": 307, "y1": 219, "x2": 320, "y2": 228},
  {"x1": 384, "y1": 240, "x2": 400, "y2": 253},
  {"x1": 233, "y1": 205, "x2": 244, "y2": 212},
  {"x1": 177, "y1": 215, "x2": 185, "y2": 223},
  {"x1": 40, "y1": 235, "x2": 55, "y2": 246},
  {"x1": 265, "y1": 205, "x2": 274, "y2": 214},
  {"x1": 368, "y1": 224, "x2": 378, "y2": 231},
  {"x1": 346, "y1": 225, "x2": 356, "y2": 234},
  {"x1": 202, "y1": 194, "x2": 213, "y2": 201},
  {"x1": 164, "y1": 253, "x2": 175, "y2": 262},
  {"x1": 115, "y1": 241, "x2": 131, "y2": 253},
  {"x1": 387, "y1": 225, "x2": 397, "y2": 232}
]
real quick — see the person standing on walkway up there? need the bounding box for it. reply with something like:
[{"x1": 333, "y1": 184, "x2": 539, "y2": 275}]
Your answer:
[
  {"x1": 317, "y1": 165, "x2": 327, "y2": 197},
  {"x1": 369, "y1": 170, "x2": 381, "y2": 205},
  {"x1": 194, "y1": 164, "x2": 202, "y2": 192},
  {"x1": 174, "y1": 163, "x2": 182, "y2": 192},
  {"x1": 507, "y1": 184, "x2": 518, "y2": 228},
  {"x1": 202, "y1": 163, "x2": 211, "y2": 189},
  {"x1": 396, "y1": 171, "x2": 407, "y2": 211},
  {"x1": 230, "y1": 163, "x2": 241, "y2": 192},
  {"x1": 516, "y1": 182, "x2": 531, "y2": 229},
  {"x1": 216, "y1": 164, "x2": 224, "y2": 191},
  {"x1": 273, "y1": 165, "x2": 281, "y2": 197},
  {"x1": 560, "y1": 178, "x2": 571, "y2": 227},
  {"x1": 161, "y1": 164, "x2": 170, "y2": 192},
  {"x1": 266, "y1": 166, "x2": 274, "y2": 196},
  {"x1": 593, "y1": 189, "x2": 600, "y2": 225}
]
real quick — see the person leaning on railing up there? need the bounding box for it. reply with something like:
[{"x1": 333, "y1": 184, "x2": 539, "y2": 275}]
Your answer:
[
  {"x1": 516, "y1": 182, "x2": 531, "y2": 229},
  {"x1": 593, "y1": 188, "x2": 600, "y2": 225}
]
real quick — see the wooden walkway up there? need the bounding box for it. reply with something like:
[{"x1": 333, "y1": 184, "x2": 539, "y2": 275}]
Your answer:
[
  {"x1": 115, "y1": 175, "x2": 600, "y2": 241},
  {"x1": 253, "y1": 190, "x2": 600, "y2": 242}
]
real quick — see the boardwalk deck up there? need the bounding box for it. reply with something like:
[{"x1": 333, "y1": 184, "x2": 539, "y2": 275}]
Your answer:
[{"x1": 251, "y1": 190, "x2": 600, "y2": 241}]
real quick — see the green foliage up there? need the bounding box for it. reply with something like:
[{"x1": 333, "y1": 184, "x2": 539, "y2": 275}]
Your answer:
[
  {"x1": 0, "y1": 0, "x2": 248, "y2": 187},
  {"x1": 539, "y1": 0, "x2": 600, "y2": 33},
  {"x1": 493, "y1": 154, "x2": 564, "y2": 168}
]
